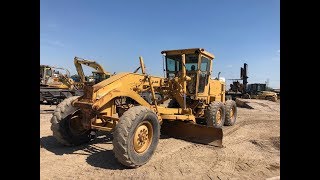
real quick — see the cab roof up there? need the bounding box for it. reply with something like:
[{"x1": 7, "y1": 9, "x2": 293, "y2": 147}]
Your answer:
[{"x1": 161, "y1": 48, "x2": 215, "y2": 59}]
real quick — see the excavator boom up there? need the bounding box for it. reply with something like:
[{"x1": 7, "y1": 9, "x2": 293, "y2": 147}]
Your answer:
[{"x1": 74, "y1": 57, "x2": 111, "y2": 83}]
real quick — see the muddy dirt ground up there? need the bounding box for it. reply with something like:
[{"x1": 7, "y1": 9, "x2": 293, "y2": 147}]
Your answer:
[{"x1": 40, "y1": 99, "x2": 280, "y2": 180}]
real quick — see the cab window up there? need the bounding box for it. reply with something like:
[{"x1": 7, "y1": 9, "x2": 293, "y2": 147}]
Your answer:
[
  {"x1": 166, "y1": 55, "x2": 181, "y2": 79},
  {"x1": 198, "y1": 56, "x2": 210, "y2": 93},
  {"x1": 185, "y1": 54, "x2": 198, "y2": 71}
]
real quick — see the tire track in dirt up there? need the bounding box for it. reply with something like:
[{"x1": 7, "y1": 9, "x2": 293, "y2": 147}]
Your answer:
[
  {"x1": 224, "y1": 119, "x2": 279, "y2": 137},
  {"x1": 204, "y1": 107, "x2": 280, "y2": 179},
  {"x1": 41, "y1": 102, "x2": 280, "y2": 180},
  {"x1": 205, "y1": 142, "x2": 280, "y2": 179},
  {"x1": 151, "y1": 143, "x2": 221, "y2": 179},
  {"x1": 150, "y1": 112, "x2": 280, "y2": 170}
]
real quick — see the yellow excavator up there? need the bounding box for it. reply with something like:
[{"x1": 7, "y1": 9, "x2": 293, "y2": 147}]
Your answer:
[
  {"x1": 73, "y1": 57, "x2": 111, "y2": 85},
  {"x1": 51, "y1": 48, "x2": 237, "y2": 168}
]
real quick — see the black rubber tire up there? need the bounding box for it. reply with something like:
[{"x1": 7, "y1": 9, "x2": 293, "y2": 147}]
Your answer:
[
  {"x1": 224, "y1": 100, "x2": 237, "y2": 126},
  {"x1": 205, "y1": 101, "x2": 225, "y2": 128},
  {"x1": 112, "y1": 106, "x2": 160, "y2": 168},
  {"x1": 50, "y1": 96, "x2": 91, "y2": 146}
]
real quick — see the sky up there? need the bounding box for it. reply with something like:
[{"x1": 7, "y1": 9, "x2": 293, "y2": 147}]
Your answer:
[{"x1": 40, "y1": 0, "x2": 280, "y2": 88}]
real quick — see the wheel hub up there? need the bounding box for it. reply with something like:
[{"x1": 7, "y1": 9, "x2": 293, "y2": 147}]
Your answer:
[
  {"x1": 230, "y1": 107, "x2": 234, "y2": 119},
  {"x1": 216, "y1": 110, "x2": 222, "y2": 124},
  {"x1": 133, "y1": 121, "x2": 153, "y2": 153}
]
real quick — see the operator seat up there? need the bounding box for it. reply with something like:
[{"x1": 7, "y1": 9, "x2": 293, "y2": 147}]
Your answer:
[{"x1": 187, "y1": 65, "x2": 197, "y2": 94}]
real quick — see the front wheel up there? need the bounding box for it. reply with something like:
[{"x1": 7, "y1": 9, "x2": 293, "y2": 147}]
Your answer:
[
  {"x1": 205, "y1": 101, "x2": 225, "y2": 128},
  {"x1": 112, "y1": 106, "x2": 160, "y2": 168}
]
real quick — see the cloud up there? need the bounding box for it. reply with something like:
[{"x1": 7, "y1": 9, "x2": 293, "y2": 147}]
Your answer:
[
  {"x1": 277, "y1": 49, "x2": 280, "y2": 53},
  {"x1": 227, "y1": 64, "x2": 233, "y2": 68}
]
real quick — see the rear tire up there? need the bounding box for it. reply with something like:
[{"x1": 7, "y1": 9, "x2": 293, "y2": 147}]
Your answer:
[
  {"x1": 50, "y1": 96, "x2": 91, "y2": 146},
  {"x1": 224, "y1": 100, "x2": 237, "y2": 126},
  {"x1": 112, "y1": 106, "x2": 160, "y2": 168},
  {"x1": 205, "y1": 101, "x2": 225, "y2": 128}
]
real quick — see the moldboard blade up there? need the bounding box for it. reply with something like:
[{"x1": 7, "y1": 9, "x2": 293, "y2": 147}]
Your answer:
[{"x1": 160, "y1": 121, "x2": 223, "y2": 147}]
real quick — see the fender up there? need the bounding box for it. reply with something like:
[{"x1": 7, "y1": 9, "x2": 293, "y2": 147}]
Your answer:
[{"x1": 92, "y1": 89, "x2": 152, "y2": 110}]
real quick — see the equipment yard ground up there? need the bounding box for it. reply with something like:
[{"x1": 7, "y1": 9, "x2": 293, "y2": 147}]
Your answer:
[{"x1": 40, "y1": 99, "x2": 280, "y2": 180}]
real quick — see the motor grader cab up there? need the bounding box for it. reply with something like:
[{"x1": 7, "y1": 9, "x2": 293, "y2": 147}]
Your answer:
[
  {"x1": 51, "y1": 48, "x2": 237, "y2": 168},
  {"x1": 163, "y1": 49, "x2": 225, "y2": 102},
  {"x1": 40, "y1": 65, "x2": 51, "y2": 85}
]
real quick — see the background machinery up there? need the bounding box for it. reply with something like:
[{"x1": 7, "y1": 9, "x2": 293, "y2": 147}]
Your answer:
[
  {"x1": 226, "y1": 63, "x2": 277, "y2": 102},
  {"x1": 246, "y1": 83, "x2": 278, "y2": 102},
  {"x1": 226, "y1": 63, "x2": 249, "y2": 100},
  {"x1": 74, "y1": 56, "x2": 111, "y2": 85},
  {"x1": 40, "y1": 57, "x2": 111, "y2": 104},
  {"x1": 51, "y1": 48, "x2": 237, "y2": 168},
  {"x1": 40, "y1": 65, "x2": 76, "y2": 104}
]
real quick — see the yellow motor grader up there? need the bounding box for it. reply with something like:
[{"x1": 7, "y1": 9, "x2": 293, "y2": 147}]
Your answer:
[{"x1": 51, "y1": 48, "x2": 237, "y2": 168}]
